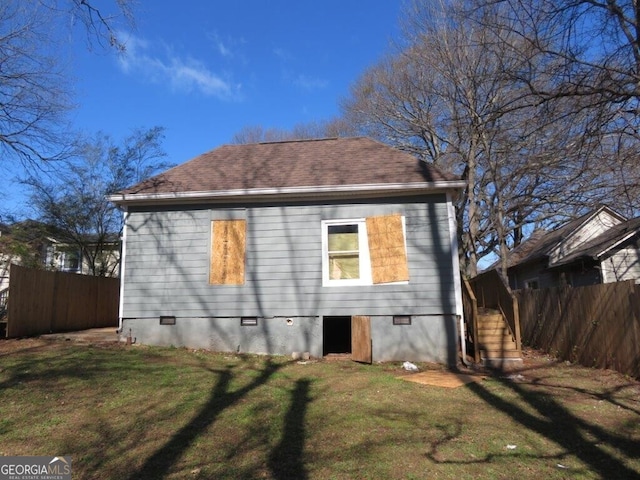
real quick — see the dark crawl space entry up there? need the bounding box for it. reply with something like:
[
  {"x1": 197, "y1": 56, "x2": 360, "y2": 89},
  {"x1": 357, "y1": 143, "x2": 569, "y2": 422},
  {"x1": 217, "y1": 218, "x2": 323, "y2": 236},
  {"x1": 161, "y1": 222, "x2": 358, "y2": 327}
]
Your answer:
[{"x1": 322, "y1": 316, "x2": 352, "y2": 356}]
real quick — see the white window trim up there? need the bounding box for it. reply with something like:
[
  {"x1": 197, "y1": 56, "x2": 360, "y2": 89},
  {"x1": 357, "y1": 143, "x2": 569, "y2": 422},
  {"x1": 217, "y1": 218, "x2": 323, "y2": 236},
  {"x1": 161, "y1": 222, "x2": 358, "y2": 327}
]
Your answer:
[
  {"x1": 61, "y1": 250, "x2": 81, "y2": 273},
  {"x1": 321, "y1": 219, "x2": 372, "y2": 287},
  {"x1": 321, "y1": 216, "x2": 409, "y2": 287}
]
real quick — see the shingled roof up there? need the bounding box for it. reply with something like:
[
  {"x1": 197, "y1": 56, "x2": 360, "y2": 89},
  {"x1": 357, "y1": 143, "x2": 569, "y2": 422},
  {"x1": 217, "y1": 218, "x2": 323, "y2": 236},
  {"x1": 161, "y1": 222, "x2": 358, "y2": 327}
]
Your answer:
[
  {"x1": 553, "y1": 216, "x2": 640, "y2": 266},
  {"x1": 111, "y1": 137, "x2": 462, "y2": 205},
  {"x1": 501, "y1": 214, "x2": 595, "y2": 269},
  {"x1": 500, "y1": 206, "x2": 632, "y2": 270}
]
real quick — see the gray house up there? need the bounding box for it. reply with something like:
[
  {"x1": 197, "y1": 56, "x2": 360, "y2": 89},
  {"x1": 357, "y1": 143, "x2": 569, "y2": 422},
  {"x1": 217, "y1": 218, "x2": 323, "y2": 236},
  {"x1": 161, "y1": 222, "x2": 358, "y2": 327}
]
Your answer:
[
  {"x1": 109, "y1": 137, "x2": 466, "y2": 363},
  {"x1": 503, "y1": 206, "x2": 640, "y2": 290}
]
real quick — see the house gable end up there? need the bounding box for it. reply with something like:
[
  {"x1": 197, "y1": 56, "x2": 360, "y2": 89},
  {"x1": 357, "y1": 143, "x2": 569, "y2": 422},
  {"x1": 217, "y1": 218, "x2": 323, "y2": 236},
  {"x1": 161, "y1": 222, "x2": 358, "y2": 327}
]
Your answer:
[{"x1": 549, "y1": 207, "x2": 626, "y2": 265}]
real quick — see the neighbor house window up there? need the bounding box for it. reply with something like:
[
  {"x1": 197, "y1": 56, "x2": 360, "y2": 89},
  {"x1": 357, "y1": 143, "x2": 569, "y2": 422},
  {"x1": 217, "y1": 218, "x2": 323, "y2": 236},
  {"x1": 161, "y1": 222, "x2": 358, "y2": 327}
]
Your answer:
[
  {"x1": 524, "y1": 278, "x2": 539, "y2": 290},
  {"x1": 210, "y1": 220, "x2": 247, "y2": 285},
  {"x1": 322, "y1": 214, "x2": 409, "y2": 286},
  {"x1": 61, "y1": 250, "x2": 81, "y2": 272}
]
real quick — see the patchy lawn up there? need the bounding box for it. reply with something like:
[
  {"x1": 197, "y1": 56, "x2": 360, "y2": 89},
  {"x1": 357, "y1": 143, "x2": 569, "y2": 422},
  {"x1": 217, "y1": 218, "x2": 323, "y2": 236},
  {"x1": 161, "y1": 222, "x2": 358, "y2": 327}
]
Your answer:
[{"x1": 0, "y1": 339, "x2": 638, "y2": 480}]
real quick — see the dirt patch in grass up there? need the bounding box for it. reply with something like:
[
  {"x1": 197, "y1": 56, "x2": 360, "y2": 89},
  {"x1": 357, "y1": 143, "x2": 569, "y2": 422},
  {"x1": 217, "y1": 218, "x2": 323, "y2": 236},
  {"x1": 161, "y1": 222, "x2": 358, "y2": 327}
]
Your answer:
[{"x1": 0, "y1": 340, "x2": 638, "y2": 480}]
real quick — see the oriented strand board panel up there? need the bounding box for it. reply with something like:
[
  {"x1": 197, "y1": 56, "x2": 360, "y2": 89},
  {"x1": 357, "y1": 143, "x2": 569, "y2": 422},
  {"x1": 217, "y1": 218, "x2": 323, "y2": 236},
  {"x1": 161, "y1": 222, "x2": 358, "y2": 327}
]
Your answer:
[
  {"x1": 366, "y1": 214, "x2": 409, "y2": 284},
  {"x1": 352, "y1": 315, "x2": 372, "y2": 364},
  {"x1": 210, "y1": 220, "x2": 247, "y2": 285},
  {"x1": 398, "y1": 371, "x2": 486, "y2": 388}
]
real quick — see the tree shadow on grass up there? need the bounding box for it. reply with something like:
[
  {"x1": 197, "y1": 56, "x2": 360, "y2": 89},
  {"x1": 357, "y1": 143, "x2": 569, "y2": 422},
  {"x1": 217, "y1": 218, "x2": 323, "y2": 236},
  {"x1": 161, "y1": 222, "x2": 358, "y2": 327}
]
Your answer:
[
  {"x1": 268, "y1": 378, "x2": 311, "y2": 480},
  {"x1": 127, "y1": 359, "x2": 283, "y2": 480},
  {"x1": 461, "y1": 369, "x2": 640, "y2": 478}
]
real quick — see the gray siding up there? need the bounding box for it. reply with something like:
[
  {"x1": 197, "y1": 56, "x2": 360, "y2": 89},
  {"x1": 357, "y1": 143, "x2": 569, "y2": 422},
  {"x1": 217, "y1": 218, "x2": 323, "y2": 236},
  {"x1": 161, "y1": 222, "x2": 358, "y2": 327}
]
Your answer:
[
  {"x1": 122, "y1": 196, "x2": 456, "y2": 319},
  {"x1": 509, "y1": 260, "x2": 559, "y2": 290}
]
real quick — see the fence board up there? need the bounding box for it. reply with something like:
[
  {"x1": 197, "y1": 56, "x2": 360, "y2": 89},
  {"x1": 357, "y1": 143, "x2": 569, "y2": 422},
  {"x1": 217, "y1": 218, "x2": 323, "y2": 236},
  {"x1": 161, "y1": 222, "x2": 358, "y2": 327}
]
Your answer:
[
  {"x1": 516, "y1": 280, "x2": 640, "y2": 379},
  {"x1": 7, "y1": 266, "x2": 55, "y2": 337},
  {"x1": 6, "y1": 264, "x2": 119, "y2": 338}
]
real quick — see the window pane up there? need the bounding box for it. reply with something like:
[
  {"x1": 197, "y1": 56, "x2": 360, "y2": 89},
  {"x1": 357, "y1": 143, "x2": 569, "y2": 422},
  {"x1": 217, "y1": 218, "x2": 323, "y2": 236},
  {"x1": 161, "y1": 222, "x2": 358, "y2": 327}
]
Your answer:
[
  {"x1": 329, "y1": 253, "x2": 360, "y2": 279},
  {"x1": 327, "y1": 224, "x2": 360, "y2": 280},
  {"x1": 64, "y1": 252, "x2": 80, "y2": 270},
  {"x1": 328, "y1": 224, "x2": 359, "y2": 251}
]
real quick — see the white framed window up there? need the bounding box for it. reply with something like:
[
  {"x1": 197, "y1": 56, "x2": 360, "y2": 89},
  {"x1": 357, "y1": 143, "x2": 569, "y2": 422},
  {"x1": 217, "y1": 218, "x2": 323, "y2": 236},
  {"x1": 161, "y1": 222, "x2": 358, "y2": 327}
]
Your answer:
[
  {"x1": 321, "y1": 214, "x2": 409, "y2": 287},
  {"x1": 61, "y1": 250, "x2": 81, "y2": 272},
  {"x1": 322, "y1": 219, "x2": 371, "y2": 286}
]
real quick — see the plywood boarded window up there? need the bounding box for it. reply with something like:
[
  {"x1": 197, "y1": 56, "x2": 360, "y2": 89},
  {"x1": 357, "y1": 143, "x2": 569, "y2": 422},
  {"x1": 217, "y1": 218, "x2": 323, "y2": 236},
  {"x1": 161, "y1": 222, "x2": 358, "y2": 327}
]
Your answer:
[
  {"x1": 210, "y1": 220, "x2": 246, "y2": 285},
  {"x1": 366, "y1": 214, "x2": 409, "y2": 284}
]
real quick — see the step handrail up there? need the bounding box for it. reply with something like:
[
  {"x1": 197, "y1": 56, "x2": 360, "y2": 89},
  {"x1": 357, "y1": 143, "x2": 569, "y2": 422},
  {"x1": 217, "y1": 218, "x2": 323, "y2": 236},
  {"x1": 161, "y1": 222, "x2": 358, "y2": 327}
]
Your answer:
[{"x1": 461, "y1": 278, "x2": 481, "y2": 363}]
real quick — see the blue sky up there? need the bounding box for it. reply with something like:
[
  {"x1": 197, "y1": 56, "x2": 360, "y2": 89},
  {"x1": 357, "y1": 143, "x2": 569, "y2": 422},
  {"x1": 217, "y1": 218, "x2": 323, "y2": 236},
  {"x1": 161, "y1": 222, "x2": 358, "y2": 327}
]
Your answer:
[
  {"x1": 4, "y1": 1, "x2": 404, "y2": 218},
  {"x1": 74, "y1": 1, "x2": 402, "y2": 164}
]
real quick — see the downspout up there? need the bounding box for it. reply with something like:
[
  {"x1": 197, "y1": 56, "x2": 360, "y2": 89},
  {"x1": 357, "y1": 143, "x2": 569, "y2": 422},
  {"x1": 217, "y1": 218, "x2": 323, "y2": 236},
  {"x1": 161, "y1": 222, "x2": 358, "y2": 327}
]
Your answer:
[
  {"x1": 117, "y1": 208, "x2": 129, "y2": 336},
  {"x1": 447, "y1": 192, "x2": 470, "y2": 367}
]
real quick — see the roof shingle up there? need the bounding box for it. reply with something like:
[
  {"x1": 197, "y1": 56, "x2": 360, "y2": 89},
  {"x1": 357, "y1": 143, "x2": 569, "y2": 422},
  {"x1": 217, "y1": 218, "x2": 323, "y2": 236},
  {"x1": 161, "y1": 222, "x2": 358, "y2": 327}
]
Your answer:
[{"x1": 120, "y1": 137, "x2": 459, "y2": 196}]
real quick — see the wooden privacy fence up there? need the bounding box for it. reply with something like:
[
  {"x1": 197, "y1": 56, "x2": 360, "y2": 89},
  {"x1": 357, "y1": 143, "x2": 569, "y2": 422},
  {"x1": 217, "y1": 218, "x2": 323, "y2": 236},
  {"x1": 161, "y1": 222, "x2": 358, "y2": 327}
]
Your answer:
[
  {"x1": 6, "y1": 264, "x2": 119, "y2": 338},
  {"x1": 515, "y1": 280, "x2": 640, "y2": 378}
]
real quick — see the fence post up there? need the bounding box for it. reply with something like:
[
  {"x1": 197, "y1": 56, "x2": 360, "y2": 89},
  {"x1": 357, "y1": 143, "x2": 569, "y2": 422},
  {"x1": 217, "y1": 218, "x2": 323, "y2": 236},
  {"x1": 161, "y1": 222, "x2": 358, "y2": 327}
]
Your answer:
[
  {"x1": 50, "y1": 271, "x2": 59, "y2": 333},
  {"x1": 512, "y1": 295, "x2": 522, "y2": 353},
  {"x1": 631, "y1": 284, "x2": 640, "y2": 378}
]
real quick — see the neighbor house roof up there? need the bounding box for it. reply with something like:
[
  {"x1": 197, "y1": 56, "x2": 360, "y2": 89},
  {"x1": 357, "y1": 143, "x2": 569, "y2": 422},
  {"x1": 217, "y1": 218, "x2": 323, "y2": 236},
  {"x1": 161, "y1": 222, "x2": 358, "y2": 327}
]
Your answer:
[
  {"x1": 109, "y1": 137, "x2": 464, "y2": 206},
  {"x1": 501, "y1": 213, "x2": 597, "y2": 269},
  {"x1": 501, "y1": 206, "x2": 632, "y2": 270},
  {"x1": 552, "y1": 216, "x2": 640, "y2": 267}
]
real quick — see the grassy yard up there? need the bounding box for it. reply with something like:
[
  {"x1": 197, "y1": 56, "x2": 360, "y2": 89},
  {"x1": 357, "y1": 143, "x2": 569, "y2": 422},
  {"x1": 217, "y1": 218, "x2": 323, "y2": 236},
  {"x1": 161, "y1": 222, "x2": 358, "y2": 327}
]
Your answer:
[{"x1": 0, "y1": 339, "x2": 638, "y2": 480}]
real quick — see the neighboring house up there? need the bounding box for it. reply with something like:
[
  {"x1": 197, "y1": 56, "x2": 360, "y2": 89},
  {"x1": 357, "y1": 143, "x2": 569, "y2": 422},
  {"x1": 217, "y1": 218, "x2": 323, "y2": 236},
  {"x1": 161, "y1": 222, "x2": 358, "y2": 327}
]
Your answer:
[
  {"x1": 0, "y1": 220, "x2": 49, "y2": 292},
  {"x1": 109, "y1": 137, "x2": 466, "y2": 363},
  {"x1": 501, "y1": 206, "x2": 640, "y2": 290},
  {"x1": 0, "y1": 221, "x2": 119, "y2": 292},
  {"x1": 44, "y1": 235, "x2": 120, "y2": 276}
]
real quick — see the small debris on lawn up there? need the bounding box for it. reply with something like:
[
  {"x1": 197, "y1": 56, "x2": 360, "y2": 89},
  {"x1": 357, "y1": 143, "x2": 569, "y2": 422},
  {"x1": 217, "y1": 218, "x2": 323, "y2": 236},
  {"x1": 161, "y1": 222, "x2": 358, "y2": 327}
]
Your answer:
[
  {"x1": 402, "y1": 361, "x2": 419, "y2": 372},
  {"x1": 506, "y1": 445, "x2": 517, "y2": 450}
]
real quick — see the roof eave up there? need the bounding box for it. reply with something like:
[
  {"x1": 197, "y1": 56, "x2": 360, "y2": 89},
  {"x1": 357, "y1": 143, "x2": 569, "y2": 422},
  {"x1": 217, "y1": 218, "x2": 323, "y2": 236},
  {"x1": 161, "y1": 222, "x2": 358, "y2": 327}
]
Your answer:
[
  {"x1": 595, "y1": 231, "x2": 638, "y2": 259},
  {"x1": 548, "y1": 255, "x2": 596, "y2": 268},
  {"x1": 108, "y1": 181, "x2": 466, "y2": 207}
]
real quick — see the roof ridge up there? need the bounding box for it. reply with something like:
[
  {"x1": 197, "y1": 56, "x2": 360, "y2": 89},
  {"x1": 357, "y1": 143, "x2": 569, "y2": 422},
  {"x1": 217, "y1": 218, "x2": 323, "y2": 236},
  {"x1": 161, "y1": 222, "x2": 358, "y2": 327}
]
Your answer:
[{"x1": 225, "y1": 136, "x2": 359, "y2": 147}]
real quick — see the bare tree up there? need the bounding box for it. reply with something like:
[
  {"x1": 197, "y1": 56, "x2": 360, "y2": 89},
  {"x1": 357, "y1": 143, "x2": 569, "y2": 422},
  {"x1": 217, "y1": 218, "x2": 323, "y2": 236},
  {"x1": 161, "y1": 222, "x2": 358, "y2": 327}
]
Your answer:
[
  {"x1": 340, "y1": 1, "x2": 600, "y2": 276},
  {"x1": 0, "y1": 0, "x2": 134, "y2": 166},
  {"x1": 23, "y1": 127, "x2": 168, "y2": 276},
  {"x1": 471, "y1": 1, "x2": 640, "y2": 109},
  {"x1": 65, "y1": 0, "x2": 134, "y2": 51},
  {"x1": 231, "y1": 119, "x2": 357, "y2": 144},
  {"x1": 0, "y1": 2, "x2": 72, "y2": 165},
  {"x1": 469, "y1": 0, "x2": 640, "y2": 212}
]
